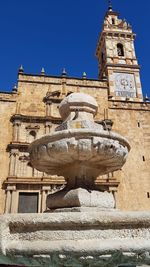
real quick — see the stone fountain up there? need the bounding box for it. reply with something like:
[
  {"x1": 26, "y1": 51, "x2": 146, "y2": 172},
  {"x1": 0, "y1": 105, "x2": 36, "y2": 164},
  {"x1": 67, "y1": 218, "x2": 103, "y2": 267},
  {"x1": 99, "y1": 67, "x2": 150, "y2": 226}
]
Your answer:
[
  {"x1": 29, "y1": 92, "x2": 130, "y2": 211},
  {"x1": 0, "y1": 93, "x2": 150, "y2": 267}
]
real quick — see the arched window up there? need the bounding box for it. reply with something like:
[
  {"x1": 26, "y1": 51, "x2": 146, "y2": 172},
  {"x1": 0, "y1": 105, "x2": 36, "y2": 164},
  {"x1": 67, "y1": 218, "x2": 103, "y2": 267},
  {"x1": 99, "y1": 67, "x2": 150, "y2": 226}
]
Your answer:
[
  {"x1": 117, "y1": 43, "x2": 124, "y2": 57},
  {"x1": 112, "y1": 18, "x2": 115, "y2": 25}
]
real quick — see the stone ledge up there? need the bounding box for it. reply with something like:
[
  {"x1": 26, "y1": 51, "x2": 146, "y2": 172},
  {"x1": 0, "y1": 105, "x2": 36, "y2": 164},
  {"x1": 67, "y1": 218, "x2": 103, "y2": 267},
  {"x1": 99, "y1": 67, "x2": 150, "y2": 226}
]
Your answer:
[{"x1": 0, "y1": 212, "x2": 150, "y2": 266}]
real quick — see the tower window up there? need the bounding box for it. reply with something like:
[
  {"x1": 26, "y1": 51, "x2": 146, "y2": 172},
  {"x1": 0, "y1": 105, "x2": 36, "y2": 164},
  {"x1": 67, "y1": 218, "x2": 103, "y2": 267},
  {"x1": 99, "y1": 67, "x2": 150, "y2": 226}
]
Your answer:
[
  {"x1": 112, "y1": 18, "x2": 115, "y2": 25},
  {"x1": 147, "y1": 192, "x2": 150, "y2": 198},
  {"x1": 117, "y1": 43, "x2": 124, "y2": 57},
  {"x1": 142, "y1": 156, "x2": 145, "y2": 162}
]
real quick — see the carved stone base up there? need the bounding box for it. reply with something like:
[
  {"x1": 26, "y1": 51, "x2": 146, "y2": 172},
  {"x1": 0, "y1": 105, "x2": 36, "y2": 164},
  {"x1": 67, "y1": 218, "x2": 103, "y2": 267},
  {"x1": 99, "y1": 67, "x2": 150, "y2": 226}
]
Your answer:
[{"x1": 46, "y1": 188, "x2": 115, "y2": 210}]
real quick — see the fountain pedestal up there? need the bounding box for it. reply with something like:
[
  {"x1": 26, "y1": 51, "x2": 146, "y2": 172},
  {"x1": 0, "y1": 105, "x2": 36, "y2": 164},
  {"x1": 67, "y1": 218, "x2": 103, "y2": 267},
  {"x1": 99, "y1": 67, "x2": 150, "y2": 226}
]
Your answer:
[{"x1": 46, "y1": 188, "x2": 115, "y2": 211}]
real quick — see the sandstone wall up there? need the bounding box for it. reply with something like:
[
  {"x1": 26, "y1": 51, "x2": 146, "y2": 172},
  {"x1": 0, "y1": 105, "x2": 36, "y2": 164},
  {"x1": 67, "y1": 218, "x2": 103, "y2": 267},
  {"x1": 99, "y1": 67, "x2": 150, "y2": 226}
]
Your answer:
[
  {"x1": 0, "y1": 93, "x2": 16, "y2": 213},
  {"x1": 0, "y1": 73, "x2": 150, "y2": 212}
]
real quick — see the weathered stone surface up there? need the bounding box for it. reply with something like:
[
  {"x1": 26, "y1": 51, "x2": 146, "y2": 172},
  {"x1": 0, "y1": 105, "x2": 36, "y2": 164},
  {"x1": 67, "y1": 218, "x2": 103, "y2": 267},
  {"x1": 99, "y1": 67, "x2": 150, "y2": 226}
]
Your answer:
[
  {"x1": 46, "y1": 188, "x2": 115, "y2": 210},
  {"x1": 29, "y1": 130, "x2": 130, "y2": 179},
  {"x1": 59, "y1": 92, "x2": 98, "y2": 121},
  {"x1": 0, "y1": 212, "x2": 150, "y2": 266}
]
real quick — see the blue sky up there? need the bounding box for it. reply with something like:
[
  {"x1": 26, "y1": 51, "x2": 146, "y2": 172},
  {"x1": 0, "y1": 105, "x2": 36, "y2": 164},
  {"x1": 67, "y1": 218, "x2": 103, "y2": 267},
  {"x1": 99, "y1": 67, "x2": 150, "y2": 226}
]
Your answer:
[{"x1": 0, "y1": 0, "x2": 150, "y2": 97}]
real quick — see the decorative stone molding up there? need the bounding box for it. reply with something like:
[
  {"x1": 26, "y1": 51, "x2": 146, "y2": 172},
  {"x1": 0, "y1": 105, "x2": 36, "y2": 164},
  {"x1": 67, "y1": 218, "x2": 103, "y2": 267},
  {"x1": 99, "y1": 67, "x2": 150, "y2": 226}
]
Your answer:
[
  {"x1": 43, "y1": 90, "x2": 62, "y2": 104},
  {"x1": 7, "y1": 143, "x2": 29, "y2": 152},
  {"x1": 25, "y1": 125, "x2": 40, "y2": 131},
  {"x1": 10, "y1": 114, "x2": 61, "y2": 124},
  {"x1": 46, "y1": 90, "x2": 61, "y2": 98},
  {"x1": 19, "y1": 155, "x2": 30, "y2": 162},
  {"x1": 4, "y1": 177, "x2": 65, "y2": 186},
  {"x1": 0, "y1": 92, "x2": 17, "y2": 102},
  {"x1": 109, "y1": 100, "x2": 150, "y2": 111},
  {"x1": 12, "y1": 120, "x2": 21, "y2": 127}
]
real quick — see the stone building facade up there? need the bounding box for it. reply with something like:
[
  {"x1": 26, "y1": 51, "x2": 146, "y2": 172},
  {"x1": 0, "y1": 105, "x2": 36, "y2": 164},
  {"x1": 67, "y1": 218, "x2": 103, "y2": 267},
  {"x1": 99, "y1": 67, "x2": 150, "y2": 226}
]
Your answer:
[{"x1": 0, "y1": 6, "x2": 150, "y2": 214}]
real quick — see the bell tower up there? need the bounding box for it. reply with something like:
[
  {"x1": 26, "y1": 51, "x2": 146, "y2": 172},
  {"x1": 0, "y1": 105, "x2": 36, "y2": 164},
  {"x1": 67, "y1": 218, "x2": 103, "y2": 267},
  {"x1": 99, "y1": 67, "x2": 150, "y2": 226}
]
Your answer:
[{"x1": 96, "y1": 3, "x2": 143, "y2": 100}]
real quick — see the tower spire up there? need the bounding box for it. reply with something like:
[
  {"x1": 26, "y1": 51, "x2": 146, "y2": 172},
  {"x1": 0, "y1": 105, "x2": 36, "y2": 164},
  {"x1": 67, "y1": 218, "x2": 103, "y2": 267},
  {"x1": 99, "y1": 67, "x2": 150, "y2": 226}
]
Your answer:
[{"x1": 108, "y1": 0, "x2": 112, "y2": 11}]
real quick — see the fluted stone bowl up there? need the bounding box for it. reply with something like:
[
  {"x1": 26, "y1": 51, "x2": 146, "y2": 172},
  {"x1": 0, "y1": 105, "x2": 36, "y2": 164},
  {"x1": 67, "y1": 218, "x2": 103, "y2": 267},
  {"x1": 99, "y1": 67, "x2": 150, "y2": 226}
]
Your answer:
[{"x1": 29, "y1": 128, "x2": 130, "y2": 186}]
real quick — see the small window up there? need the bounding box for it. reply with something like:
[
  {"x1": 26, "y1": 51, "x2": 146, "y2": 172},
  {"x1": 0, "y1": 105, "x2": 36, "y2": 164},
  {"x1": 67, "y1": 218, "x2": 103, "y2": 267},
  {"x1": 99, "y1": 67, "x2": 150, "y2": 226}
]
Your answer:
[
  {"x1": 137, "y1": 122, "x2": 140, "y2": 128},
  {"x1": 112, "y1": 18, "x2": 115, "y2": 25},
  {"x1": 142, "y1": 156, "x2": 145, "y2": 162},
  {"x1": 147, "y1": 192, "x2": 150, "y2": 198},
  {"x1": 18, "y1": 192, "x2": 39, "y2": 213},
  {"x1": 117, "y1": 43, "x2": 124, "y2": 57}
]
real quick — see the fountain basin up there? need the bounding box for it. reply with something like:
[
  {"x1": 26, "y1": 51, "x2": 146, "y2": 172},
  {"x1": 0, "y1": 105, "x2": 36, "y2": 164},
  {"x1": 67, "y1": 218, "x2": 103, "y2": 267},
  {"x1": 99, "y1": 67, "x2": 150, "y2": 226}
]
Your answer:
[{"x1": 29, "y1": 128, "x2": 130, "y2": 183}]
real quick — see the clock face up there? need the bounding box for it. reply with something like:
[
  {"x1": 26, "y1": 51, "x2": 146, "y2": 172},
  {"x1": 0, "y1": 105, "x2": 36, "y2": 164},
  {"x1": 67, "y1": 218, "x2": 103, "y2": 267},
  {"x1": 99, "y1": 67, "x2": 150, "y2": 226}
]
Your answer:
[{"x1": 114, "y1": 73, "x2": 136, "y2": 98}]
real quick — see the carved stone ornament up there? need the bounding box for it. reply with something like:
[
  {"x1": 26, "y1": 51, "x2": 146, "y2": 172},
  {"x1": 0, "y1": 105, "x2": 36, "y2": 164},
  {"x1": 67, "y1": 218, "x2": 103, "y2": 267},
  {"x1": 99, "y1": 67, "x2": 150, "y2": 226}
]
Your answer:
[{"x1": 25, "y1": 125, "x2": 40, "y2": 131}]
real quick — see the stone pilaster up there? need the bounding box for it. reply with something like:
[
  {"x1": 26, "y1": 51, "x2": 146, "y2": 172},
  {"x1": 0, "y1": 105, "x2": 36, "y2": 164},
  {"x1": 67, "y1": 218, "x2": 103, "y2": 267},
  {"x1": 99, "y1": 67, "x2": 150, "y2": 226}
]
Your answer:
[
  {"x1": 45, "y1": 122, "x2": 52, "y2": 134},
  {"x1": 46, "y1": 101, "x2": 52, "y2": 116},
  {"x1": 12, "y1": 120, "x2": 21, "y2": 142},
  {"x1": 9, "y1": 149, "x2": 19, "y2": 177},
  {"x1": 4, "y1": 188, "x2": 12, "y2": 213},
  {"x1": 10, "y1": 185, "x2": 18, "y2": 213},
  {"x1": 5, "y1": 185, "x2": 17, "y2": 213}
]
